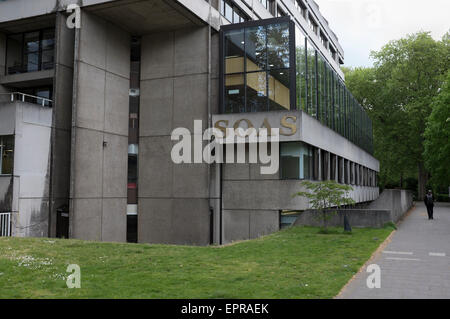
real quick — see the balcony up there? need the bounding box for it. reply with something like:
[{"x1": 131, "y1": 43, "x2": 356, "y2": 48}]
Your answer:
[{"x1": 0, "y1": 92, "x2": 52, "y2": 107}]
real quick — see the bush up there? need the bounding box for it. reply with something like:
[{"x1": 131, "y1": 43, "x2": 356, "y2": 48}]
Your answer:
[{"x1": 436, "y1": 194, "x2": 450, "y2": 202}]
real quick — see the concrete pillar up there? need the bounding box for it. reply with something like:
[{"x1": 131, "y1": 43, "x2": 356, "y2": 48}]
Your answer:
[{"x1": 69, "y1": 11, "x2": 130, "y2": 242}]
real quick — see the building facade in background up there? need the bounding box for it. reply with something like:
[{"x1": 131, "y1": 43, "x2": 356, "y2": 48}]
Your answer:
[{"x1": 0, "y1": 0, "x2": 379, "y2": 244}]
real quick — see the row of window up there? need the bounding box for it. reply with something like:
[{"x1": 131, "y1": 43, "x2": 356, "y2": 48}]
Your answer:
[
  {"x1": 0, "y1": 136, "x2": 14, "y2": 175},
  {"x1": 6, "y1": 28, "x2": 55, "y2": 75},
  {"x1": 221, "y1": 19, "x2": 374, "y2": 154},
  {"x1": 280, "y1": 142, "x2": 377, "y2": 187},
  {"x1": 219, "y1": 0, "x2": 250, "y2": 24},
  {"x1": 295, "y1": 26, "x2": 373, "y2": 154}
]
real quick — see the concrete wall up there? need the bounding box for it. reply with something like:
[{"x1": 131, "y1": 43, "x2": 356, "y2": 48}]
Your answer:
[
  {"x1": 368, "y1": 189, "x2": 414, "y2": 223},
  {"x1": 293, "y1": 209, "x2": 392, "y2": 228},
  {"x1": 48, "y1": 12, "x2": 75, "y2": 237},
  {"x1": 0, "y1": 31, "x2": 8, "y2": 94},
  {"x1": 13, "y1": 102, "x2": 53, "y2": 237},
  {"x1": 69, "y1": 11, "x2": 130, "y2": 242},
  {"x1": 138, "y1": 26, "x2": 218, "y2": 245},
  {"x1": 292, "y1": 189, "x2": 414, "y2": 229},
  {"x1": 221, "y1": 157, "x2": 379, "y2": 243}
]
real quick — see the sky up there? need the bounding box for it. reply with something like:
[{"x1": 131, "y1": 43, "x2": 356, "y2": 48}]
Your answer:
[{"x1": 314, "y1": 0, "x2": 450, "y2": 68}]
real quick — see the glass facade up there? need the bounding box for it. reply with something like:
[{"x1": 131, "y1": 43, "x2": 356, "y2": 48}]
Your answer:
[
  {"x1": 220, "y1": 18, "x2": 374, "y2": 154},
  {"x1": 223, "y1": 19, "x2": 292, "y2": 113}
]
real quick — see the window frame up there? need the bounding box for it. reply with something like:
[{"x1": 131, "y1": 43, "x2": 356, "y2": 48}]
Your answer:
[{"x1": 5, "y1": 27, "x2": 55, "y2": 75}]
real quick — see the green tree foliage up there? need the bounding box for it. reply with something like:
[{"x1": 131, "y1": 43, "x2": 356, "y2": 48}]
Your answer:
[
  {"x1": 344, "y1": 32, "x2": 449, "y2": 198},
  {"x1": 293, "y1": 180, "x2": 355, "y2": 232},
  {"x1": 424, "y1": 70, "x2": 450, "y2": 189}
]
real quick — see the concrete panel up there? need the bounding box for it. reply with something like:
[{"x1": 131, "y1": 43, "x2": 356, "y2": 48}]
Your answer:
[
  {"x1": 75, "y1": 62, "x2": 106, "y2": 131},
  {"x1": 173, "y1": 73, "x2": 208, "y2": 131},
  {"x1": 0, "y1": 103, "x2": 16, "y2": 135},
  {"x1": 0, "y1": 32, "x2": 6, "y2": 77},
  {"x1": 15, "y1": 198, "x2": 49, "y2": 237},
  {"x1": 223, "y1": 210, "x2": 250, "y2": 244},
  {"x1": 79, "y1": 11, "x2": 107, "y2": 69},
  {"x1": 71, "y1": 198, "x2": 102, "y2": 241},
  {"x1": 141, "y1": 32, "x2": 174, "y2": 81},
  {"x1": 140, "y1": 77, "x2": 174, "y2": 137},
  {"x1": 138, "y1": 136, "x2": 173, "y2": 198},
  {"x1": 172, "y1": 162, "x2": 209, "y2": 198},
  {"x1": 174, "y1": 27, "x2": 208, "y2": 77},
  {"x1": 105, "y1": 22, "x2": 131, "y2": 78},
  {"x1": 172, "y1": 199, "x2": 210, "y2": 245},
  {"x1": 223, "y1": 163, "x2": 250, "y2": 180},
  {"x1": 222, "y1": 180, "x2": 309, "y2": 211},
  {"x1": 53, "y1": 65, "x2": 74, "y2": 130},
  {"x1": 249, "y1": 210, "x2": 279, "y2": 239},
  {"x1": 138, "y1": 198, "x2": 173, "y2": 244},
  {"x1": 249, "y1": 161, "x2": 281, "y2": 180},
  {"x1": 102, "y1": 133, "x2": 128, "y2": 198},
  {"x1": 55, "y1": 12, "x2": 75, "y2": 68},
  {"x1": 101, "y1": 198, "x2": 126, "y2": 242},
  {"x1": 73, "y1": 128, "x2": 104, "y2": 198},
  {"x1": 104, "y1": 72, "x2": 129, "y2": 136}
]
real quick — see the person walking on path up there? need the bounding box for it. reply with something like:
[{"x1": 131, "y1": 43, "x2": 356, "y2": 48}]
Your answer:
[{"x1": 424, "y1": 190, "x2": 435, "y2": 220}]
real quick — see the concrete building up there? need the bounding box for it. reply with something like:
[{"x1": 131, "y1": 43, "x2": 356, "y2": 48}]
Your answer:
[{"x1": 0, "y1": 0, "x2": 379, "y2": 244}]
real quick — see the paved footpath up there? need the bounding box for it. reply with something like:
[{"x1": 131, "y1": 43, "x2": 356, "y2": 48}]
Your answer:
[{"x1": 337, "y1": 202, "x2": 450, "y2": 299}]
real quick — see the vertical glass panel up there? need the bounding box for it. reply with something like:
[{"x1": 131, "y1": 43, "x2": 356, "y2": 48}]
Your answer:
[
  {"x1": 41, "y1": 29, "x2": 55, "y2": 50},
  {"x1": 225, "y1": 2, "x2": 233, "y2": 22},
  {"x1": 268, "y1": 69, "x2": 290, "y2": 111},
  {"x1": 224, "y1": 29, "x2": 245, "y2": 74},
  {"x1": 267, "y1": 22, "x2": 290, "y2": 70},
  {"x1": 233, "y1": 11, "x2": 240, "y2": 24},
  {"x1": 246, "y1": 26, "x2": 267, "y2": 72},
  {"x1": 306, "y1": 39, "x2": 317, "y2": 118},
  {"x1": 246, "y1": 72, "x2": 267, "y2": 112},
  {"x1": 295, "y1": 26, "x2": 306, "y2": 111},
  {"x1": 24, "y1": 31, "x2": 39, "y2": 53},
  {"x1": 225, "y1": 74, "x2": 245, "y2": 113}
]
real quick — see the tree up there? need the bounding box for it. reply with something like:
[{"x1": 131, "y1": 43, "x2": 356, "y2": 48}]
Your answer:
[
  {"x1": 344, "y1": 32, "x2": 449, "y2": 199},
  {"x1": 424, "y1": 70, "x2": 450, "y2": 189},
  {"x1": 293, "y1": 180, "x2": 355, "y2": 232}
]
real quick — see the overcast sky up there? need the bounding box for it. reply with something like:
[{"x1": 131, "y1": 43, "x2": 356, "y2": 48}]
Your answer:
[{"x1": 314, "y1": 0, "x2": 450, "y2": 68}]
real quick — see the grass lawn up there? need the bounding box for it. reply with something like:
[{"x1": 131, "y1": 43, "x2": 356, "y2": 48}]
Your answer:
[{"x1": 0, "y1": 226, "x2": 393, "y2": 299}]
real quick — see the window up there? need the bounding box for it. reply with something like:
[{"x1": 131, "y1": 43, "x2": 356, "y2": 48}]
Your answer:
[
  {"x1": 0, "y1": 136, "x2": 14, "y2": 175},
  {"x1": 309, "y1": 17, "x2": 318, "y2": 34},
  {"x1": 6, "y1": 28, "x2": 55, "y2": 75},
  {"x1": 320, "y1": 32, "x2": 328, "y2": 48},
  {"x1": 221, "y1": 18, "x2": 374, "y2": 154},
  {"x1": 280, "y1": 142, "x2": 313, "y2": 180},
  {"x1": 295, "y1": 0, "x2": 307, "y2": 19},
  {"x1": 260, "y1": 0, "x2": 275, "y2": 15},
  {"x1": 277, "y1": 6, "x2": 286, "y2": 17},
  {"x1": 223, "y1": 19, "x2": 292, "y2": 113},
  {"x1": 220, "y1": 0, "x2": 249, "y2": 24}
]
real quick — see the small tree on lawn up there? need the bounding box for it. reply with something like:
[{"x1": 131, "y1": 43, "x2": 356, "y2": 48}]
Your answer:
[{"x1": 293, "y1": 180, "x2": 355, "y2": 233}]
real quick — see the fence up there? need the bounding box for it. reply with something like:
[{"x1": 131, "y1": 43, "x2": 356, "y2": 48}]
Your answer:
[{"x1": 0, "y1": 212, "x2": 11, "y2": 236}]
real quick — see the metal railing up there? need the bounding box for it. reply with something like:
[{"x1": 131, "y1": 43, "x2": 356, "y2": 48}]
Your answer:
[
  {"x1": 0, "y1": 212, "x2": 11, "y2": 237},
  {"x1": 0, "y1": 92, "x2": 53, "y2": 107}
]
